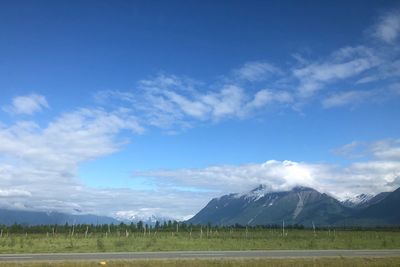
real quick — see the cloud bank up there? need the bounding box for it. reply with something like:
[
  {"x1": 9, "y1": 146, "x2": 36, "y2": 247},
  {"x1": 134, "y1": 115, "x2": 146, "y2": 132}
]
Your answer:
[{"x1": 137, "y1": 139, "x2": 400, "y2": 201}]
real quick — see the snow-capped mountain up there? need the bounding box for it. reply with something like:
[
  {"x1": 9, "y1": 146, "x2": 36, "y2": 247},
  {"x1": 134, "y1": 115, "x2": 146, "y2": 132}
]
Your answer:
[
  {"x1": 188, "y1": 185, "x2": 350, "y2": 226},
  {"x1": 187, "y1": 185, "x2": 400, "y2": 226},
  {"x1": 341, "y1": 193, "x2": 374, "y2": 208},
  {"x1": 233, "y1": 184, "x2": 273, "y2": 201},
  {"x1": 114, "y1": 211, "x2": 174, "y2": 226}
]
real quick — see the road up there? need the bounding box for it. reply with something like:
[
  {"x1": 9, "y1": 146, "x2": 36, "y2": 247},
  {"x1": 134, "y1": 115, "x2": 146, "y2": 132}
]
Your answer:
[{"x1": 0, "y1": 250, "x2": 399, "y2": 262}]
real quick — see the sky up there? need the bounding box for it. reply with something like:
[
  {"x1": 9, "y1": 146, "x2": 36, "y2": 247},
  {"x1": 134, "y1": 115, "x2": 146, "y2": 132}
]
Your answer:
[{"x1": 0, "y1": 0, "x2": 399, "y2": 220}]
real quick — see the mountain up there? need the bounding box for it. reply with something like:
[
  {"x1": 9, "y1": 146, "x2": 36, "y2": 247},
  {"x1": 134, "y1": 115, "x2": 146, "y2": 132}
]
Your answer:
[
  {"x1": 0, "y1": 209, "x2": 119, "y2": 226},
  {"x1": 188, "y1": 185, "x2": 352, "y2": 226},
  {"x1": 341, "y1": 192, "x2": 390, "y2": 209},
  {"x1": 341, "y1": 193, "x2": 374, "y2": 208},
  {"x1": 188, "y1": 185, "x2": 400, "y2": 227},
  {"x1": 359, "y1": 192, "x2": 390, "y2": 208},
  {"x1": 114, "y1": 213, "x2": 173, "y2": 226},
  {"x1": 349, "y1": 187, "x2": 400, "y2": 225}
]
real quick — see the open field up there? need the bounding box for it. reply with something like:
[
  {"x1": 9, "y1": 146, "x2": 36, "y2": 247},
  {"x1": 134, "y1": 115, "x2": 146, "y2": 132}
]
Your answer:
[
  {"x1": 1, "y1": 257, "x2": 400, "y2": 267},
  {"x1": 0, "y1": 229, "x2": 399, "y2": 253}
]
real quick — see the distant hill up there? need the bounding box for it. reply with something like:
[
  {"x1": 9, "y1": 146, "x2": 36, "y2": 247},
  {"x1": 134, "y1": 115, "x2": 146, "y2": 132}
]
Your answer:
[
  {"x1": 188, "y1": 185, "x2": 400, "y2": 227},
  {"x1": 0, "y1": 209, "x2": 119, "y2": 226}
]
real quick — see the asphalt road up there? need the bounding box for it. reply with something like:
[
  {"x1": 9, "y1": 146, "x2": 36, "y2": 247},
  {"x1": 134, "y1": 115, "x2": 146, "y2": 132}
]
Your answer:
[{"x1": 0, "y1": 250, "x2": 399, "y2": 262}]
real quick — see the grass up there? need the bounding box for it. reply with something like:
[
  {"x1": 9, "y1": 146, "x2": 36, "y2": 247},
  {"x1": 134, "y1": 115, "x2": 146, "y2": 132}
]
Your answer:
[
  {"x1": 1, "y1": 258, "x2": 400, "y2": 267},
  {"x1": 0, "y1": 229, "x2": 399, "y2": 253}
]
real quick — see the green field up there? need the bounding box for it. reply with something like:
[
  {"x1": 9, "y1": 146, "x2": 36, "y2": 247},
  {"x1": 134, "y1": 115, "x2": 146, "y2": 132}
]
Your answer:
[
  {"x1": 0, "y1": 229, "x2": 399, "y2": 253},
  {"x1": 1, "y1": 258, "x2": 400, "y2": 267}
]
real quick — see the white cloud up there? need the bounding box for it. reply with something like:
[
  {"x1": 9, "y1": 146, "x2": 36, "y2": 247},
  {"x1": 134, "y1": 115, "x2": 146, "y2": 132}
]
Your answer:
[
  {"x1": 136, "y1": 160, "x2": 322, "y2": 195},
  {"x1": 134, "y1": 140, "x2": 400, "y2": 203},
  {"x1": 322, "y1": 90, "x2": 375, "y2": 108},
  {"x1": 293, "y1": 46, "x2": 381, "y2": 96},
  {"x1": 0, "y1": 107, "x2": 155, "y2": 215},
  {"x1": 332, "y1": 141, "x2": 366, "y2": 159},
  {"x1": 94, "y1": 8, "x2": 400, "y2": 118},
  {"x1": 373, "y1": 10, "x2": 400, "y2": 43},
  {"x1": 333, "y1": 139, "x2": 400, "y2": 161},
  {"x1": 94, "y1": 37, "x2": 398, "y2": 128},
  {"x1": 233, "y1": 61, "x2": 282, "y2": 82},
  {"x1": 370, "y1": 139, "x2": 400, "y2": 161},
  {"x1": 163, "y1": 90, "x2": 210, "y2": 119},
  {"x1": 0, "y1": 108, "x2": 143, "y2": 170},
  {"x1": 357, "y1": 59, "x2": 400, "y2": 84},
  {"x1": 0, "y1": 189, "x2": 31, "y2": 198},
  {"x1": 137, "y1": 147, "x2": 400, "y2": 202},
  {"x1": 96, "y1": 74, "x2": 293, "y2": 130},
  {"x1": 246, "y1": 89, "x2": 293, "y2": 109},
  {"x1": 0, "y1": 104, "x2": 216, "y2": 219},
  {"x1": 3, "y1": 94, "x2": 49, "y2": 115}
]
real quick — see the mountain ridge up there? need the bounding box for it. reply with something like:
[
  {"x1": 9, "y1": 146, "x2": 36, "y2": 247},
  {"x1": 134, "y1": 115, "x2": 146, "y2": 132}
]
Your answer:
[
  {"x1": 187, "y1": 185, "x2": 400, "y2": 227},
  {"x1": 0, "y1": 208, "x2": 119, "y2": 226}
]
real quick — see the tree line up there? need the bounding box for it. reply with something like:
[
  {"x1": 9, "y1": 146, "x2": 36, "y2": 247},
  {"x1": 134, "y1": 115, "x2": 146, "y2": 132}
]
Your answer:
[
  {"x1": 0, "y1": 221, "x2": 305, "y2": 234},
  {"x1": 0, "y1": 221, "x2": 398, "y2": 234}
]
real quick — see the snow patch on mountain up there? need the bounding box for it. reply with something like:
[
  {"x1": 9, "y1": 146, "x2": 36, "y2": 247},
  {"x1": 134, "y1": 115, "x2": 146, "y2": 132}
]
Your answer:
[
  {"x1": 232, "y1": 184, "x2": 271, "y2": 201},
  {"x1": 293, "y1": 192, "x2": 304, "y2": 219},
  {"x1": 341, "y1": 193, "x2": 374, "y2": 208},
  {"x1": 114, "y1": 210, "x2": 178, "y2": 225}
]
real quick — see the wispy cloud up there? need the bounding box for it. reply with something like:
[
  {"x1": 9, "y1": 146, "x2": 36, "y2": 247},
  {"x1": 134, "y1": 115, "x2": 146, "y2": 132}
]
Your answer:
[
  {"x1": 289, "y1": 10, "x2": 400, "y2": 101},
  {"x1": 333, "y1": 139, "x2": 400, "y2": 161},
  {"x1": 331, "y1": 141, "x2": 366, "y2": 159},
  {"x1": 95, "y1": 33, "x2": 400, "y2": 131},
  {"x1": 356, "y1": 59, "x2": 400, "y2": 84},
  {"x1": 93, "y1": 8, "x2": 400, "y2": 125},
  {"x1": 322, "y1": 90, "x2": 376, "y2": 108},
  {"x1": 370, "y1": 138, "x2": 400, "y2": 161},
  {"x1": 293, "y1": 46, "x2": 381, "y2": 96},
  {"x1": 233, "y1": 61, "x2": 282, "y2": 82},
  {"x1": 246, "y1": 89, "x2": 293, "y2": 109},
  {"x1": 96, "y1": 74, "x2": 293, "y2": 130},
  {"x1": 3, "y1": 94, "x2": 49, "y2": 115},
  {"x1": 372, "y1": 10, "x2": 400, "y2": 43}
]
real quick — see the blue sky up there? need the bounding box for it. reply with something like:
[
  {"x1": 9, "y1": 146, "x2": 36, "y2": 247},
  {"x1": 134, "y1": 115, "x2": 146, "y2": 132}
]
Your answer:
[{"x1": 0, "y1": 0, "x2": 399, "y2": 220}]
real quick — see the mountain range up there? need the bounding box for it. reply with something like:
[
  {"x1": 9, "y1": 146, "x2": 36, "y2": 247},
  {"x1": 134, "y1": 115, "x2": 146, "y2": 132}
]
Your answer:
[
  {"x1": 187, "y1": 185, "x2": 400, "y2": 227},
  {"x1": 0, "y1": 209, "x2": 119, "y2": 226},
  {"x1": 0, "y1": 185, "x2": 398, "y2": 227},
  {"x1": 0, "y1": 208, "x2": 174, "y2": 226}
]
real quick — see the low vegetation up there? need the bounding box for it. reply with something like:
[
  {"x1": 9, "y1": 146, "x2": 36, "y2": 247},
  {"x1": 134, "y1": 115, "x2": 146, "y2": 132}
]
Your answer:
[
  {"x1": 1, "y1": 258, "x2": 400, "y2": 267},
  {"x1": 0, "y1": 223, "x2": 399, "y2": 253}
]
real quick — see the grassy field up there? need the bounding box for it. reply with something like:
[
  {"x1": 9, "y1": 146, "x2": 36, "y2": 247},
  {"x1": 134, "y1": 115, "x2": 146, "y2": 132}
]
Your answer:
[
  {"x1": 1, "y1": 258, "x2": 400, "y2": 267},
  {"x1": 0, "y1": 229, "x2": 399, "y2": 253}
]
